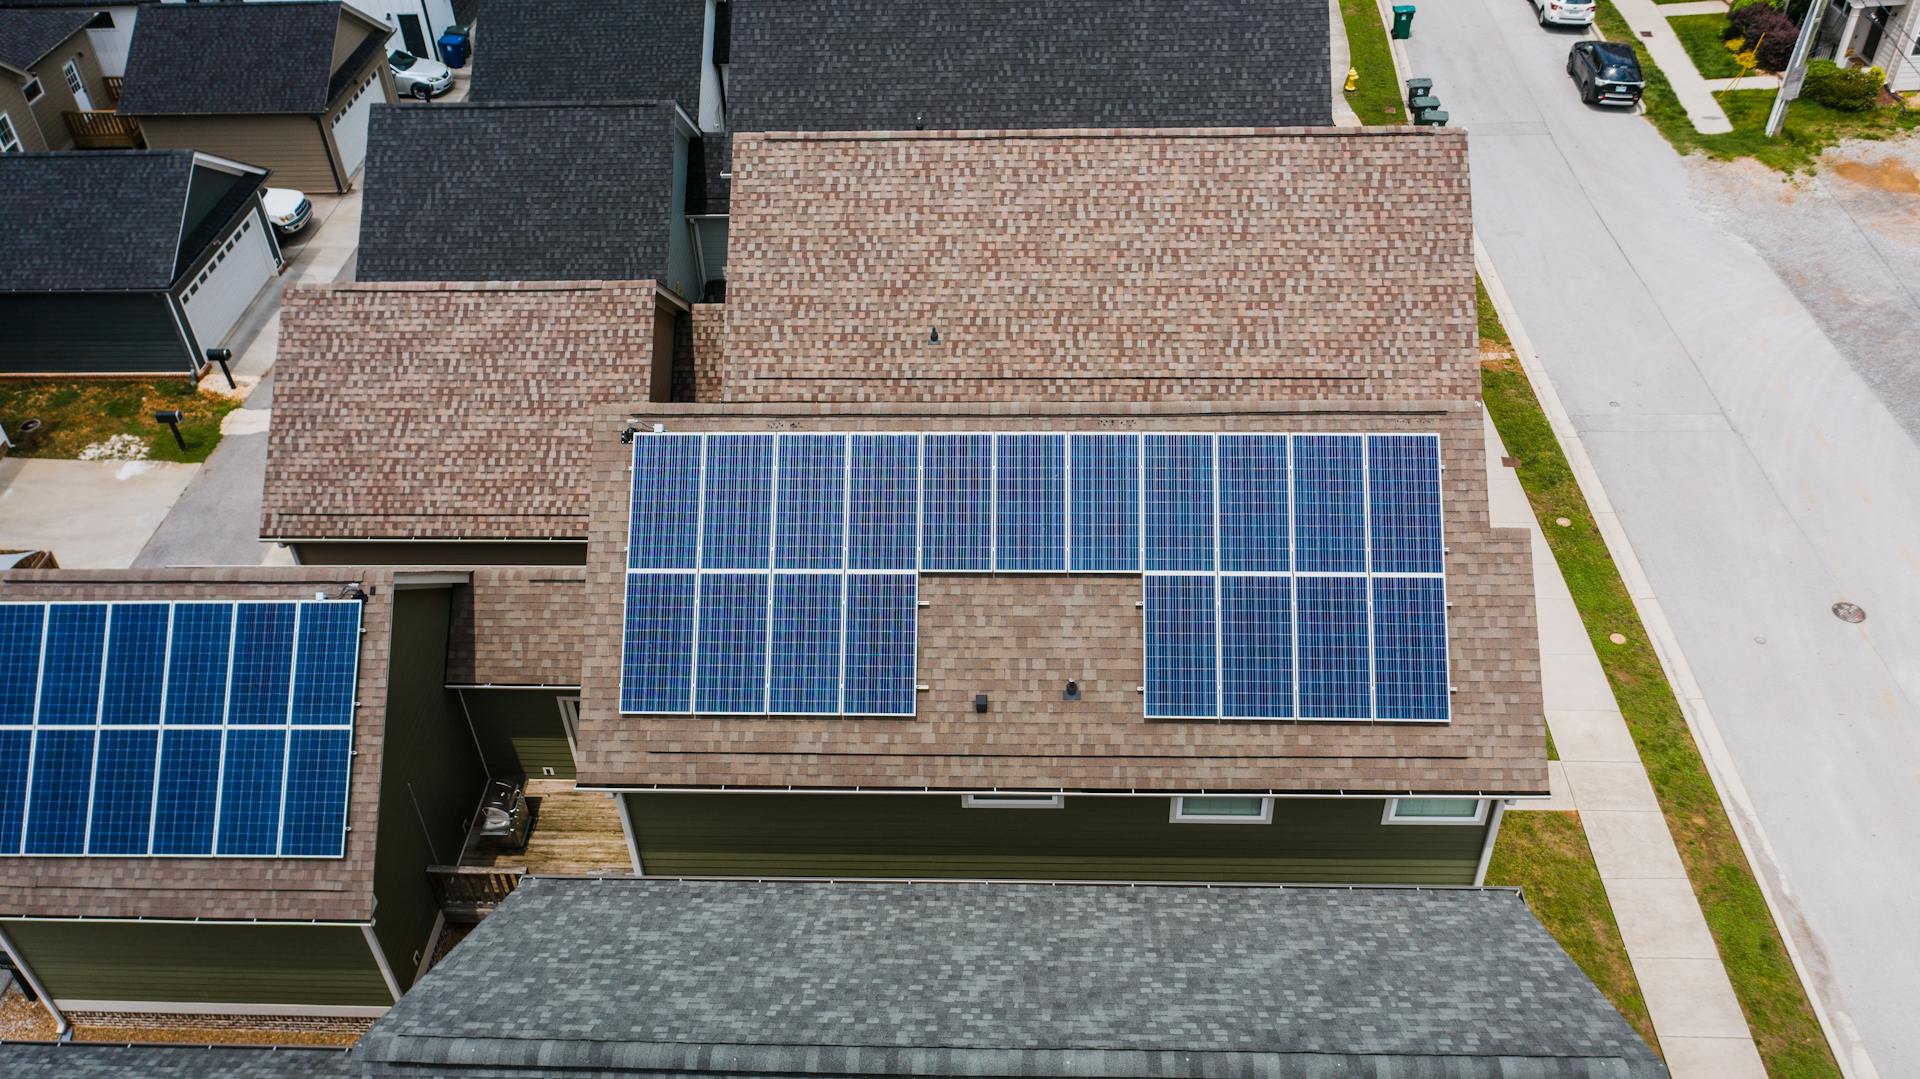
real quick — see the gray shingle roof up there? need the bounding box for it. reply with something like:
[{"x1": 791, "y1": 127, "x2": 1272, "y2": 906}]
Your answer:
[
  {"x1": 0, "y1": 1043, "x2": 352, "y2": 1078},
  {"x1": 729, "y1": 0, "x2": 1333, "y2": 133},
  {"x1": 117, "y1": 1, "x2": 362, "y2": 115},
  {"x1": 467, "y1": 0, "x2": 705, "y2": 111},
  {"x1": 0, "y1": 7, "x2": 90, "y2": 71},
  {"x1": 357, "y1": 878, "x2": 1666, "y2": 1078},
  {"x1": 0, "y1": 151, "x2": 195, "y2": 292},
  {"x1": 355, "y1": 102, "x2": 680, "y2": 283}
]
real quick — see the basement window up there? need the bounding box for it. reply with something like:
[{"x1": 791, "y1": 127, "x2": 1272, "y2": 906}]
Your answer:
[
  {"x1": 1170, "y1": 796, "x2": 1273, "y2": 824},
  {"x1": 961, "y1": 794, "x2": 1064, "y2": 809},
  {"x1": 1383, "y1": 798, "x2": 1487, "y2": 825}
]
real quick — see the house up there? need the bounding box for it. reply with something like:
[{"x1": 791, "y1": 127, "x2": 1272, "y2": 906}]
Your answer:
[
  {"x1": 330, "y1": 0, "x2": 457, "y2": 63},
  {"x1": 1825, "y1": 0, "x2": 1920, "y2": 91},
  {"x1": 469, "y1": 0, "x2": 718, "y2": 127},
  {"x1": 0, "y1": 6, "x2": 113, "y2": 152},
  {"x1": 0, "y1": 1, "x2": 137, "y2": 77},
  {"x1": 259, "y1": 281, "x2": 686, "y2": 566},
  {"x1": 356, "y1": 101, "x2": 709, "y2": 298},
  {"x1": 0, "y1": 150, "x2": 282, "y2": 376},
  {"x1": 117, "y1": 1, "x2": 396, "y2": 193}
]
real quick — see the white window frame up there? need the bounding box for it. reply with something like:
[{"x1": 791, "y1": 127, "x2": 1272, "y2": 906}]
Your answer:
[
  {"x1": 0, "y1": 113, "x2": 20, "y2": 154},
  {"x1": 61, "y1": 59, "x2": 85, "y2": 97},
  {"x1": 22, "y1": 78, "x2": 42, "y2": 103},
  {"x1": 960, "y1": 793, "x2": 1064, "y2": 809},
  {"x1": 1169, "y1": 796, "x2": 1274, "y2": 824},
  {"x1": 1382, "y1": 797, "x2": 1489, "y2": 825}
]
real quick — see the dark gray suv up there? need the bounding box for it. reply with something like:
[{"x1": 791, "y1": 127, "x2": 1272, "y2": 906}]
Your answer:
[{"x1": 1567, "y1": 41, "x2": 1645, "y2": 107}]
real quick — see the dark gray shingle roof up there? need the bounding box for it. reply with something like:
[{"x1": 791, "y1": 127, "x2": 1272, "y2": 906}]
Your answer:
[
  {"x1": 467, "y1": 0, "x2": 705, "y2": 111},
  {"x1": 729, "y1": 0, "x2": 1333, "y2": 133},
  {"x1": 0, "y1": 151, "x2": 195, "y2": 291},
  {"x1": 117, "y1": 1, "x2": 361, "y2": 115},
  {"x1": 358, "y1": 879, "x2": 1666, "y2": 1078},
  {"x1": 0, "y1": 1043, "x2": 352, "y2": 1078},
  {"x1": 0, "y1": 7, "x2": 90, "y2": 71},
  {"x1": 355, "y1": 102, "x2": 679, "y2": 283}
]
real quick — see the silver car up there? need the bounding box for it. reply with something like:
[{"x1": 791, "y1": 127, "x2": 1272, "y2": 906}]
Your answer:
[{"x1": 389, "y1": 50, "x2": 453, "y2": 98}]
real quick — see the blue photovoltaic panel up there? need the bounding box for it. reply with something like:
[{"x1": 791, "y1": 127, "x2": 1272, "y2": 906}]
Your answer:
[
  {"x1": 1219, "y1": 435, "x2": 1290, "y2": 573},
  {"x1": 1144, "y1": 575, "x2": 1217, "y2": 718},
  {"x1": 164, "y1": 602, "x2": 232, "y2": 725},
  {"x1": 847, "y1": 434, "x2": 919, "y2": 571},
  {"x1": 291, "y1": 602, "x2": 360, "y2": 726},
  {"x1": 281, "y1": 728, "x2": 351, "y2": 857},
  {"x1": 1144, "y1": 435, "x2": 1215, "y2": 572},
  {"x1": 921, "y1": 434, "x2": 992, "y2": 571},
  {"x1": 151, "y1": 728, "x2": 221, "y2": 855},
  {"x1": 228, "y1": 603, "x2": 294, "y2": 725},
  {"x1": 1293, "y1": 435, "x2": 1366, "y2": 574},
  {"x1": 629, "y1": 434, "x2": 703, "y2": 570},
  {"x1": 38, "y1": 604, "x2": 106, "y2": 725},
  {"x1": 1069, "y1": 434, "x2": 1140, "y2": 572},
  {"x1": 775, "y1": 434, "x2": 846, "y2": 571},
  {"x1": 1221, "y1": 576, "x2": 1293, "y2": 720},
  {"x1": 701, "y1": 434, "x2": 775, "y2": 569},
  {"x1": 0, "y1": 729, "x2": 28, "y2": 854},
  {"x1": 101, "y1": 603, "x2": 167, "y2": 726},
  {"x1": 694, "y1": 573, "x2": 769, "y2": 714},
  {"x1": 1296, "y1": 576, "x2": 1371, "y2": 719},
  {"x1": 87, "y1": 728, "x2": 157, "y2": 855},
  {"x1": 843, "y1": 574, "x2": 916, "y2": 715},
  {"x1": 216, "y1": 728, "x2": 285, "y2": 856},
  {"x1": 0, "y1": 605, "x2": 44, "y2": 725},
  {"x1": 1368, "y1": 434, "x2": 1444, "y2": 574},
  {"x1": 769, "y1": 574, "x2": 842, "y2": 715},
  {"x1": 994, "y1": 434, "x2": 1066, "y2": 572},
  {"x1": 23, "y1": 728, "x2": 94, "y2": 854},
  {"x1": 621, "y1": 574, "x2": 696, "y2": 714},
  {"x1": 1373, "y1": 577, "x2": 1450, "y2": 721}
]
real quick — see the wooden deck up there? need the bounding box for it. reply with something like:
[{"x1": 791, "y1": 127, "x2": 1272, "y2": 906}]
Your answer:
[{"x1": 456, "y1": 779, "x2": 632, "y2": 875}]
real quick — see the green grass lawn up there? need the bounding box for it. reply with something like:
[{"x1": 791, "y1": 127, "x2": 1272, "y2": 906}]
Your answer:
[
  {"x1": 1600, "y1": 0, "x2": 1920, "y2": 172},
  {"x1": 0, "y1": 380, "x2": 236, "y2": 464},
  {"x1": 1487, "y1": 811, "x2": 1655, "y2": 1050},
  {"x1": 1668, "y1": 13, "x2": 1747, "y2": 80},
  {"x1": 1338, "y1": 0, "x2": 1408, "y2": 124}
]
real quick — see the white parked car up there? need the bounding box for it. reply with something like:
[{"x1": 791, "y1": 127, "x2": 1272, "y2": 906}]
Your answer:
[
  {"x1": 389, "y1": 50, "x2": 453, "y2": 98},
  {"x1": 263, "y1": 187, "x2": 312, "y2": 236},
  {"x1": 1532, "y1": 0, "x2": 1595, "y2": 25}
]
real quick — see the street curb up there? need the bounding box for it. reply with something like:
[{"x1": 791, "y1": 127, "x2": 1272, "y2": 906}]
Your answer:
[{"x1": 1473, "y1": 238, "x2": 1865, "y2": 1079}]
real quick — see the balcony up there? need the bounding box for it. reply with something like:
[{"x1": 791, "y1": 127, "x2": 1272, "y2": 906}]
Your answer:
[{"x1": 64, "y1": 110, "x2": 141, "y2": 150}]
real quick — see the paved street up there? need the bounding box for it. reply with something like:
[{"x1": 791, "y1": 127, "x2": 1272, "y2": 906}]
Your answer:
[{"x1": 1404, "y1": 3, "x2": 1920, "y2": 1076}]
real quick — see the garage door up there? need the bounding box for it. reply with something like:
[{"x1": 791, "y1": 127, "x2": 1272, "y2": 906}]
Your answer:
[
  {"x1": 331, "y1": 70, "x2": 381, "y2": 180},
  {"x1": 179, "y1": 213, "x2": 278, "y2": 355}
]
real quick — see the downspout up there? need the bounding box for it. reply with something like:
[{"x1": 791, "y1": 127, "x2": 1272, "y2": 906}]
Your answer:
[
  {"x1": 360, "y1": 921, "x2": 403, "y2": 1004},
  {"x1": 1473, "y1": 800, "x2": 1507, "y2": 886},
  {"x1": 0, "y1": 922, "x2": 71, "y2": 1039},
  {"x1": 613, "y1": 793, "x2": 645, "y2": 876}
]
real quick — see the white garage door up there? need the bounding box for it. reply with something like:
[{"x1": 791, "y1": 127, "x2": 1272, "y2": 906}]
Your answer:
[
  {"x1": 331, "y1": 70, "x2": 380, "y2": 180},
  {"x1": 180, "y1": 213, "x2": 277, "y2": 355}
]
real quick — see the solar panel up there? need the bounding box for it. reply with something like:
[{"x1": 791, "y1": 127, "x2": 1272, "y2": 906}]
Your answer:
[
  {"x1": 921, "y1": 434, "x2": 992, "y2": 571},
  {"x1": 1296, "y1": 576, "x2": 1372, "y2": 720},
  {"x1": 1144, "y1": 435, "x2": 1214, "y2": 572},
  {"x1": 995, "y1": 434, "x2": 1066, "y2": 571},
  {"x1": 1220, "y1": 575, "x2": 1292, "y2": 720},
  {"x1": 620, "y1": 573, "x2": 697, "y2": 714},
  {"x1": 1069, "y1": 434, "x2": 1139, "y2": 572},
  {"x1": 848, "y1": 434, "x2": 918, "y2": 571},
  {"x1": 775, "y1": 434, "x2": 846, "y2": 571},
  {"x1": 1293, "y1": 435, "x2": 1365, "y2": 574},
  {"x1": 1218, "y1": 435, "x2": 1290, "y2": 573},
  {"x1": 629, "y1": 434, "x2": 702, "y2": 570},
  {"x1": 694, "y1": 573, "x2": 770, "y2": 714},
  {"x1": 1371, "y1": 577, "x2": 1450, "y2": 721},
  {"x1": 0, "y1": 599, "x2": 362, "y2": 858},
  {"x1": 769, "y1": 574, "x2": 842, "y2": 715},
  {"x1": 701, "y1": 434, "x2": 775, "y2": 570},
  {"x1": 1367, "y1": 434, "x2": 1444, "y2": 574},
  {"x1": 1143, "y1": 575, "x2": 1217, "y2": 718},
  {"x1": 843, "y1": 574, "x2": 917, "y2": 716}
]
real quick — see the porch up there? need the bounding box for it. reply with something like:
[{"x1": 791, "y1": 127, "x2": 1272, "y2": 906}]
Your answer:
[{"x1": 426, "y1": 779, "x2": 633, "y2": 923}]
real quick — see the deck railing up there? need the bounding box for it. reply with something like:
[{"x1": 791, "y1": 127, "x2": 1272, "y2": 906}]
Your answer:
[
  {"x1": 64, "y1": 110, "x2": 141, "y2": 149},
  {"x1": 426, "y1": 865, "x2": 525, "y2": 922},
  {"x1": 103, "y1": 76, "x2": 123, "y2": 105}
]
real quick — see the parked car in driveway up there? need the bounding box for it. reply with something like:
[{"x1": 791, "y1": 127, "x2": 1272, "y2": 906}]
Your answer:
[
  {"x1": 1567, "y1": 41, "x2": 1644, "y2": 107},
  {"x1": 389, "y1": 50, "x2": 453, "y2": 98},
  {"x1": 1532, "y1": 0, "x2": 1595, "y2": 26},
  {"x1": 263, "y1": 187, "x2": 312, "y2": 236}
]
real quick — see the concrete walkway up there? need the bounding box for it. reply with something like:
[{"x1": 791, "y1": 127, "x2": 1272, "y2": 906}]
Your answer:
[
  {"x1": 1486, "y1": 417, "x2": 1765, "y2": 1078},
  {"x1": 1330, "y1": 0, "x2": 1364, "y2": 126},
  {"x1": 1612, "y1": 0, "x2": 1735, "y2": 132}
]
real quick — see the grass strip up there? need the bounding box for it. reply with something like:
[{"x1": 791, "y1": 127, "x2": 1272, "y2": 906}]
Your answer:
[
  {"x1": 1668, "y1": 12, "x2": 1745, "y2": 80},
  {"x1": 0, "y1": 379, "x2": 236, "y2": 465},
  {"x1": 1338, "y1": 0, "x2": 1408, "y2": 124}
]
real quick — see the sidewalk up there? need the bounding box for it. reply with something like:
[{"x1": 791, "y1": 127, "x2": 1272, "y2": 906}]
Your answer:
[
  {"x1": 1611, "y1": 0, "x2": 1735, "y2": 133},
  {"x1": 1485, "y1": 417, "x2": 1764, "y2": 1078}
]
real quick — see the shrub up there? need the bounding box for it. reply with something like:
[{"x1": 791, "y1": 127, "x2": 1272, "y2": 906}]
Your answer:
[
  {"x1": 1802, "y1": 59, "x2": 1885, "y2": 111},
  {"x1": 1726, "y1": 2, "x2": 1798, "y2": 70}
]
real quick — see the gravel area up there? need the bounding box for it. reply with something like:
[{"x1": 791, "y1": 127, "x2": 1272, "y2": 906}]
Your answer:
[{"x1": 0, "y1": 984, "x2": 368, "y2": 1046}]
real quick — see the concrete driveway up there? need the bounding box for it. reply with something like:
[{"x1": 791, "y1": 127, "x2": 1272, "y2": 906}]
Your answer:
[
  {"x1": 1405, "y1": 2, "x2": 1920, "y2": 1075},
  {"x1": 0, "y1": 457, "x2": 196, "y2": 568}
]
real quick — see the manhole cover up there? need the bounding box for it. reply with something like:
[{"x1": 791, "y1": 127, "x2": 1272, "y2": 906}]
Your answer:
[{"x1": 1832, "y1": 602, "x2": 1866, "y2": 624}]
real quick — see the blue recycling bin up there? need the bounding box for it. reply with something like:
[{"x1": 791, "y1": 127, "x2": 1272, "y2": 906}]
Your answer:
[{"x1": 438, "y1": 27, "x2": 470, "y2": 68}]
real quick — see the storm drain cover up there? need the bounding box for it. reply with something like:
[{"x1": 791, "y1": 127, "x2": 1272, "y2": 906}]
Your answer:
[{"x1": 1832, "y1": 602, "x2": 1866, "y2": 624}]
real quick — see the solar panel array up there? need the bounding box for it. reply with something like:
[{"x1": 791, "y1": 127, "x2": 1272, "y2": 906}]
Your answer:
[
  {"x1": 0, "y1": 600, "x2": 361, "y2": 858},
  {"x1": 624, "y1": 432, "x2": 1448, "y2": 723}
]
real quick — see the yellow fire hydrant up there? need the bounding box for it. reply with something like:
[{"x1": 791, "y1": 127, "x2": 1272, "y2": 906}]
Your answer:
[{"x1": 1345, "y1": 67, "x2": 1359, "y2": 93}]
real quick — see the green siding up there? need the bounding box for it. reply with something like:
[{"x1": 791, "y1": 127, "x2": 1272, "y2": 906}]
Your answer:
[
  {"x1": 371, "y1": 588, "x2": 487, "y2": 990},
  {"x1": 0, "y1": 293, "x2": 190, "y2": 374},
  {"x1": 2, "y1": 921, "x2": 388, "y2": 1007},
  {"x1": 628, "y1": 794, "x2": 1487, "y2": 884},
  {"x1": 459, "y1": 688, "x2": 576, "y2": 779}
]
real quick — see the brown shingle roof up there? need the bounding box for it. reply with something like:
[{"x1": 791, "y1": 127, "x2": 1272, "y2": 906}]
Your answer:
[
  {"x1": 718, "y1": 127, "x2": 1476, "y2": 405},
  {"x1": 261, "y1": 281, "x2": 662, "y2": 542},
  {"x1": 574, "y1": 403, "x2": 1546, "y2": 796},
  {"x1": 445, "y1": 568, "x2": 589, "y2": 687}
]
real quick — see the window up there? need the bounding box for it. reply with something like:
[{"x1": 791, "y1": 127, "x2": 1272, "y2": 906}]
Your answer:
[
  {"x1": 961, "y1": 794, "x2": 1064, "y2": 809},
  {"x1": 1170, "y1": 796, "x2": 1273, "y2": 823},
  {"x1": 63, "y1": 62, "x2": 84, "y2": 96},
  {"x1": 22, "y1": 78, "x2": 42, "y2": 103},
  {"x1": 0, "y1": 113, "x2": 19, "y2": 154},
  {"x1": 1383, "y1": 797, "x2": 1487, "y2": 825}
]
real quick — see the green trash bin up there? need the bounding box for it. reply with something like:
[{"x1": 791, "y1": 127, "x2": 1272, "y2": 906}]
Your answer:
[{"x1": 1391, "y1": 4, "x2": 1416, "y2": 38}]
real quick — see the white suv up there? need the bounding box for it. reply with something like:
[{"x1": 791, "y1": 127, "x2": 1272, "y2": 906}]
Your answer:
[{"x1": 1532, "y1": 0, "x2": 1595, "y2": 26}]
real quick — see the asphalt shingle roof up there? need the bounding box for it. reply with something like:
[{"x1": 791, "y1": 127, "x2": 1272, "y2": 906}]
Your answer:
[
  {"x1": 467, "y1": 0, "x2": 705, "y2": 110},
  {"x1": 355, "y1": 102, "x2": 681, "y2": 284},
  {"x1": 0, "y1": 1044, "x2": 352, "y2": 1078},
  {"x1": 356, "y1": 878, "x2": 1667, "y2": 1078},
  {"x1": 117, "y1": 1, "x2": 359, "y2": 115},
  {"x1": 729, "y1": 0, "x2": 1333, "y2": 133},
  {"x1": 0, "y1": 6, "x2": 90, "y2": 71},
  {"x1": 0, "y1": 150, "x2": 194, "y2": 292}
]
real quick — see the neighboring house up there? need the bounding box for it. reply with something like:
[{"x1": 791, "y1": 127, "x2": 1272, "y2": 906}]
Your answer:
[
  {"x1": 1824, "y1": 0, "x2": 1920, "y2": 91},
  {"x1": 0, "y1": 6, "x2": 111, "y2": 152},
  {"x1": 356, "y1": 101, "x2": 708, "y2": 299},
  {"x1": 156, "y1": 0, "x2": 458, "y2": 64},
  {"x1": 0, "y1": 1, "x2": 136, "y2": 77},
  {"x1": 117, "y1": 1, "x2": 396, "y2": 193},
  {"x1": 468, "y1": 0, "x2": 716, "y2": 125},
  {"x1": 0, "y1": 150, "x2": 281, "y2": 376},
  {"x1": 260, "y1": 281, "x2": 686, "y2": 566}
]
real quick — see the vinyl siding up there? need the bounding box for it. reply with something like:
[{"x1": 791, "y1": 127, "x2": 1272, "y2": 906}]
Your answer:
[
  {"x1": 0, "y1": 292, "x2": 191, "y2": 375},
  {"x1": 0, "y1": 74, "x2": 51, "y2": 151},
  {"x1": 459, "y1": 688, "x2": 576, "y2": 779},
  {"x1": 628, "y1": 794, "x2": 1488, "y2": 884},
  {"x1": 24, "y1": 34, "x2": 106, "y2": 152},
  {"x1": 140, "y1": 115, "x2": 342, "y2": 193},
  {"x1": 2, "y1": 920, "x2": 390, "y2": 1007}
]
